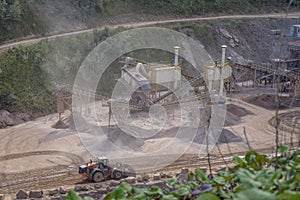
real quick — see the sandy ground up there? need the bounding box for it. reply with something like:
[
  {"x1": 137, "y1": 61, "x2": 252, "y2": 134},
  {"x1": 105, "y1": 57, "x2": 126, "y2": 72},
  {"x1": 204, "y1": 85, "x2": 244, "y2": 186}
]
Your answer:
[
  {"x1": 0, "y1": 111, "x2": 89, "y2": 194},
  {"x1": 0, "y1": 87, "x2": 299, "y2": 196}
]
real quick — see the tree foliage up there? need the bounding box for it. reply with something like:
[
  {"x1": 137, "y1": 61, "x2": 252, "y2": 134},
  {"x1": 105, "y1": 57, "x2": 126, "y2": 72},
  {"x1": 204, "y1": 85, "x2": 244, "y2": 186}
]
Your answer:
[
  {"x1": 115, "y1": 0, "x2": 299, "y2": 15},
  {"x1": 0, "y1": 0, "x2": 41, "y2": 43},
  {"x1": 0, "y1": 27, "x2": 123, "y2": 113},
  {"x1": 0, "y1": 43, "x2": 55, "y2": 113},
  {"x1": 0, "y1": 0, "x2": 22, "y2": 23},
  {"x1": 1, "y1": 0, "x2": 298, "y2": 43}
]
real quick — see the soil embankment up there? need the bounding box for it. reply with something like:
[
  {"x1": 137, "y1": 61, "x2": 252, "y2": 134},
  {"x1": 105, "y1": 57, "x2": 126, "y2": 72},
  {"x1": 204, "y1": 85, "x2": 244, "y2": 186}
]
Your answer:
[{"x1": 0, "y1": 110, "x2": 54, "y2": 129}]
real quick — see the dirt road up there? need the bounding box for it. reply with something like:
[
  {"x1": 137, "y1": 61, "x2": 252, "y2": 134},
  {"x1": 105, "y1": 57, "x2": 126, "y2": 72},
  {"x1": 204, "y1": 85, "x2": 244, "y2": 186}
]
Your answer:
[{"x1": 1, "y1": 12, "x2": 300, "y2": 52}]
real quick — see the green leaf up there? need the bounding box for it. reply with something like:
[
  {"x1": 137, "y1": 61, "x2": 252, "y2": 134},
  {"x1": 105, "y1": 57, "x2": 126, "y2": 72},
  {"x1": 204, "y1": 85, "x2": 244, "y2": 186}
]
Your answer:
[
  {"x1": 237, "y1": 169, "x2": 262, "y2": 188},
  {"x1": 278, "y1": 145, "x2": 290, "y2": 153},
  {"x1": 294, "y1": 171, "x2": 300, "y2": 182},
  {"x1": 144, "y1": 186, "x2": 163, "y2": 197},
  {"x1": 130, "y1": 187, "x2": 148, "y2": 199},
  {"x1": 166, "y1": 178, "x2": 178, "y2": 188},
  {"x1": 104, "y1": 187, "x2": 126, "y2": 200},
  {"x1": 277, "y1": 179, "x2": 293, "y2": 193},
  {"x1": 279, "y1": 157, "x2": 288, "y2": 165},
  {"x1": 195, "y1": 192, "x2": 220, "y2": 200},
  {"x1": 218, "y1": 188, "x2": 232, "y2": 199},
  {"x1": 119, "y1": 182, "x2": 132, "y2": 192},
  {"x1": 131, "y1": 187, "x2": 147, "y2": 195},
  {"x1": 233, "y1": 155, "x2": 247, "y2": 167},
  {"x1": 245, "y1": 151, "x2": 254, "y2": 164},
  {"x1": 269, "y1": 169, "x2": 282, "y2": 183},
  {"x1": 255, "y1": 153, "x2": 268, "y2": 166},
  {"x1": 161, "y1": 194, "x2": 179, "y2": 200},
  {"x1": 188, "y1": 172, "x2": 195, "y2": 181},
  {"x1": 213, "y1": 176, "x2": 226, "y2": 185},
  {"x1": 65, "y1": 190, "x2": 83, "y2": 200},
  {"x1": 195, "y1": 168, "x2": 209, "y2": 182},
  {"x1": 173, "y1": 185, "x2": 190, "y2": 196},
  {"x1": 234, "y1": 188, "x2": 276, "y2": 200},
  {"x1": 277, "y1": 192, "x2": 300, "y2": 200},
  {"x1": 130, "y1": 193, "x2": 147, "y2": 200},
  {"x1": 187, "y1": 181, "x2": 199, "y2": 189},
  {"x1": 254, "y1": 168, "x2": 268, "y2": 180},
  {"x1": 219, "y1": 172, "x2": 232, "y2": 182}
]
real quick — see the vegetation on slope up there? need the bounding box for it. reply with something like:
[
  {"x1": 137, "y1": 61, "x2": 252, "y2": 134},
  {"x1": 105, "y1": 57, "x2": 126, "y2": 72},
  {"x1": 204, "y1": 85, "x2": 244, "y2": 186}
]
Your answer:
[
  {"x1": 0, "y1": 43, "x2": 55, "y2": 113},
  {"x1": 1, "y1": 0, "x2": 299, "y2": 43},
  {"x1": 0, "y1": 0, "x2": 46, "y2": 43},
  {"x1": 0, "y1": 27, "x2": 121, "y2": 114},
  {"x1": 103, "y1": 0, "x2": 299, "y2": 15},
  {"x1": 42, "y1": 27, "x2": 125, "y2": 97},
  {"x1": 65, "y1": 145, "x2": 300, "y2": 200}
]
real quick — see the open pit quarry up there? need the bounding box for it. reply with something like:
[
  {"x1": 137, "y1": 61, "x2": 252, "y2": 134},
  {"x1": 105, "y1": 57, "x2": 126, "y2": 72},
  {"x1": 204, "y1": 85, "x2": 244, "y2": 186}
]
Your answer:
[
  {"x1": 1, "y1": 87, "x2": 300, "y2": 199},
  {"x1": 1, "y1": 13, "x2": 300, "y2": 200}
]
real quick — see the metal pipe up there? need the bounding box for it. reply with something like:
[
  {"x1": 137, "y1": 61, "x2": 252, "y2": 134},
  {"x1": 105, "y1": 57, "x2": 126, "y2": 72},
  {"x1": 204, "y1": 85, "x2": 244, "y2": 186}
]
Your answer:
[
  {"x1": 174, "y1": 46, "x2": 180, "y2": 67},
  {"x1": 136, "y1": 63, "x2": 147, "y2": 77},
  {"x1": 207, "y1": 66, "x2": 214, "y2": 93},
  {"x1": 174, "y1": 46, "x2": 180, "y2": 91},
  {"x1": 220, "y1": 45, "x2": 227, "y2": 97}
]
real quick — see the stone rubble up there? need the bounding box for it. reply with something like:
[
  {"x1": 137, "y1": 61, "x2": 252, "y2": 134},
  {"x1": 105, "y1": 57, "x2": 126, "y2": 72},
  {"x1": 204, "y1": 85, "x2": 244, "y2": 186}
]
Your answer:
[
  {"x1": 29, "y1": 190, "x2": 43, "y2": 199},
  {"x1": 13, "y1": 167, "x2": 224, "y2": 199},
  {"x1": 16, "y1": 189, "x2": 28, "y2": 199}
]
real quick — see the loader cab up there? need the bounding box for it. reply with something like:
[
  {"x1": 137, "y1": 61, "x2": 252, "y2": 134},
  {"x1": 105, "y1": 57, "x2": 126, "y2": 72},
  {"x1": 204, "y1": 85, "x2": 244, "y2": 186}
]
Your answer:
[{"x1": 97, "y1": 157, "x2": 109, "y2": 167}]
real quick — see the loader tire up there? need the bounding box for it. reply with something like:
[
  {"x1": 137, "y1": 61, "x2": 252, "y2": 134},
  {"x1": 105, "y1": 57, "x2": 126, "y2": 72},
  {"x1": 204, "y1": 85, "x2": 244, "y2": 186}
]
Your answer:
[
  {"x1": 92, "y1": 171, "x2": 104, "y2": 182},
  {"x1": 113, "y1": 170, "x2": 123, "y2": 180}
]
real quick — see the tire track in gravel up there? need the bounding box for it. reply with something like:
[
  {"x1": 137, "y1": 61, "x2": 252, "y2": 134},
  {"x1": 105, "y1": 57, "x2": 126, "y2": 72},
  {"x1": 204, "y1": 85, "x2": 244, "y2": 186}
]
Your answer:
[{"x1": 0, "y1": 150, "x2": 85, "y2": 193}]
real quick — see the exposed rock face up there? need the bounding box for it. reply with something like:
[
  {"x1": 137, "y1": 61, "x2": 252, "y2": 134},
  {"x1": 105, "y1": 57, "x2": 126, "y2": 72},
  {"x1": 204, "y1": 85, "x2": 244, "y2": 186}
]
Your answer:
[
  {"x1": 220, "y1": 28, "x2": 233, "y2": 39},
  {"x1": 0, "y1": 110, "x2": 33, "y2": 128},
  {"x1": 0, "y1": 110, "x2": 15, "y2": 127}
]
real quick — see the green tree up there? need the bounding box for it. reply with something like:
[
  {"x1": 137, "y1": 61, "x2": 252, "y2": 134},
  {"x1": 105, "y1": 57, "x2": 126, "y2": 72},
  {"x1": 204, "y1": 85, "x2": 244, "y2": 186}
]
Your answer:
[{"x1": 0, "y1": 44, "x2": 55, "y2": 112}]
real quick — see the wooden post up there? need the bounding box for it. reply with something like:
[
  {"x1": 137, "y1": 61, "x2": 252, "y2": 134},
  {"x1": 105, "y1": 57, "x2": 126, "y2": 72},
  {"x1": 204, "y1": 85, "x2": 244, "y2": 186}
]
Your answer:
[
  {"x1": 88, "y1": 95, "x2": 91, "y2": 115},
  {"x1": 108, "y1": 104, "x2": 112, "y2": 133},
  {"x1": 57, "y1": 91, "x2": 64, "y2": 121},
  {"x1": 253, "y1": 69, "x2": 256, "y2": 88}
]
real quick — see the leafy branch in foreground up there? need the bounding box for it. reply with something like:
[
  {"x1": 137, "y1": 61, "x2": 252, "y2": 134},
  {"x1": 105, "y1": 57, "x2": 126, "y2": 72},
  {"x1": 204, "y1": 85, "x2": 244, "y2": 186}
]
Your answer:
[{"x1": 66, "y1": 145, "x2": 300, "y2": 200}]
